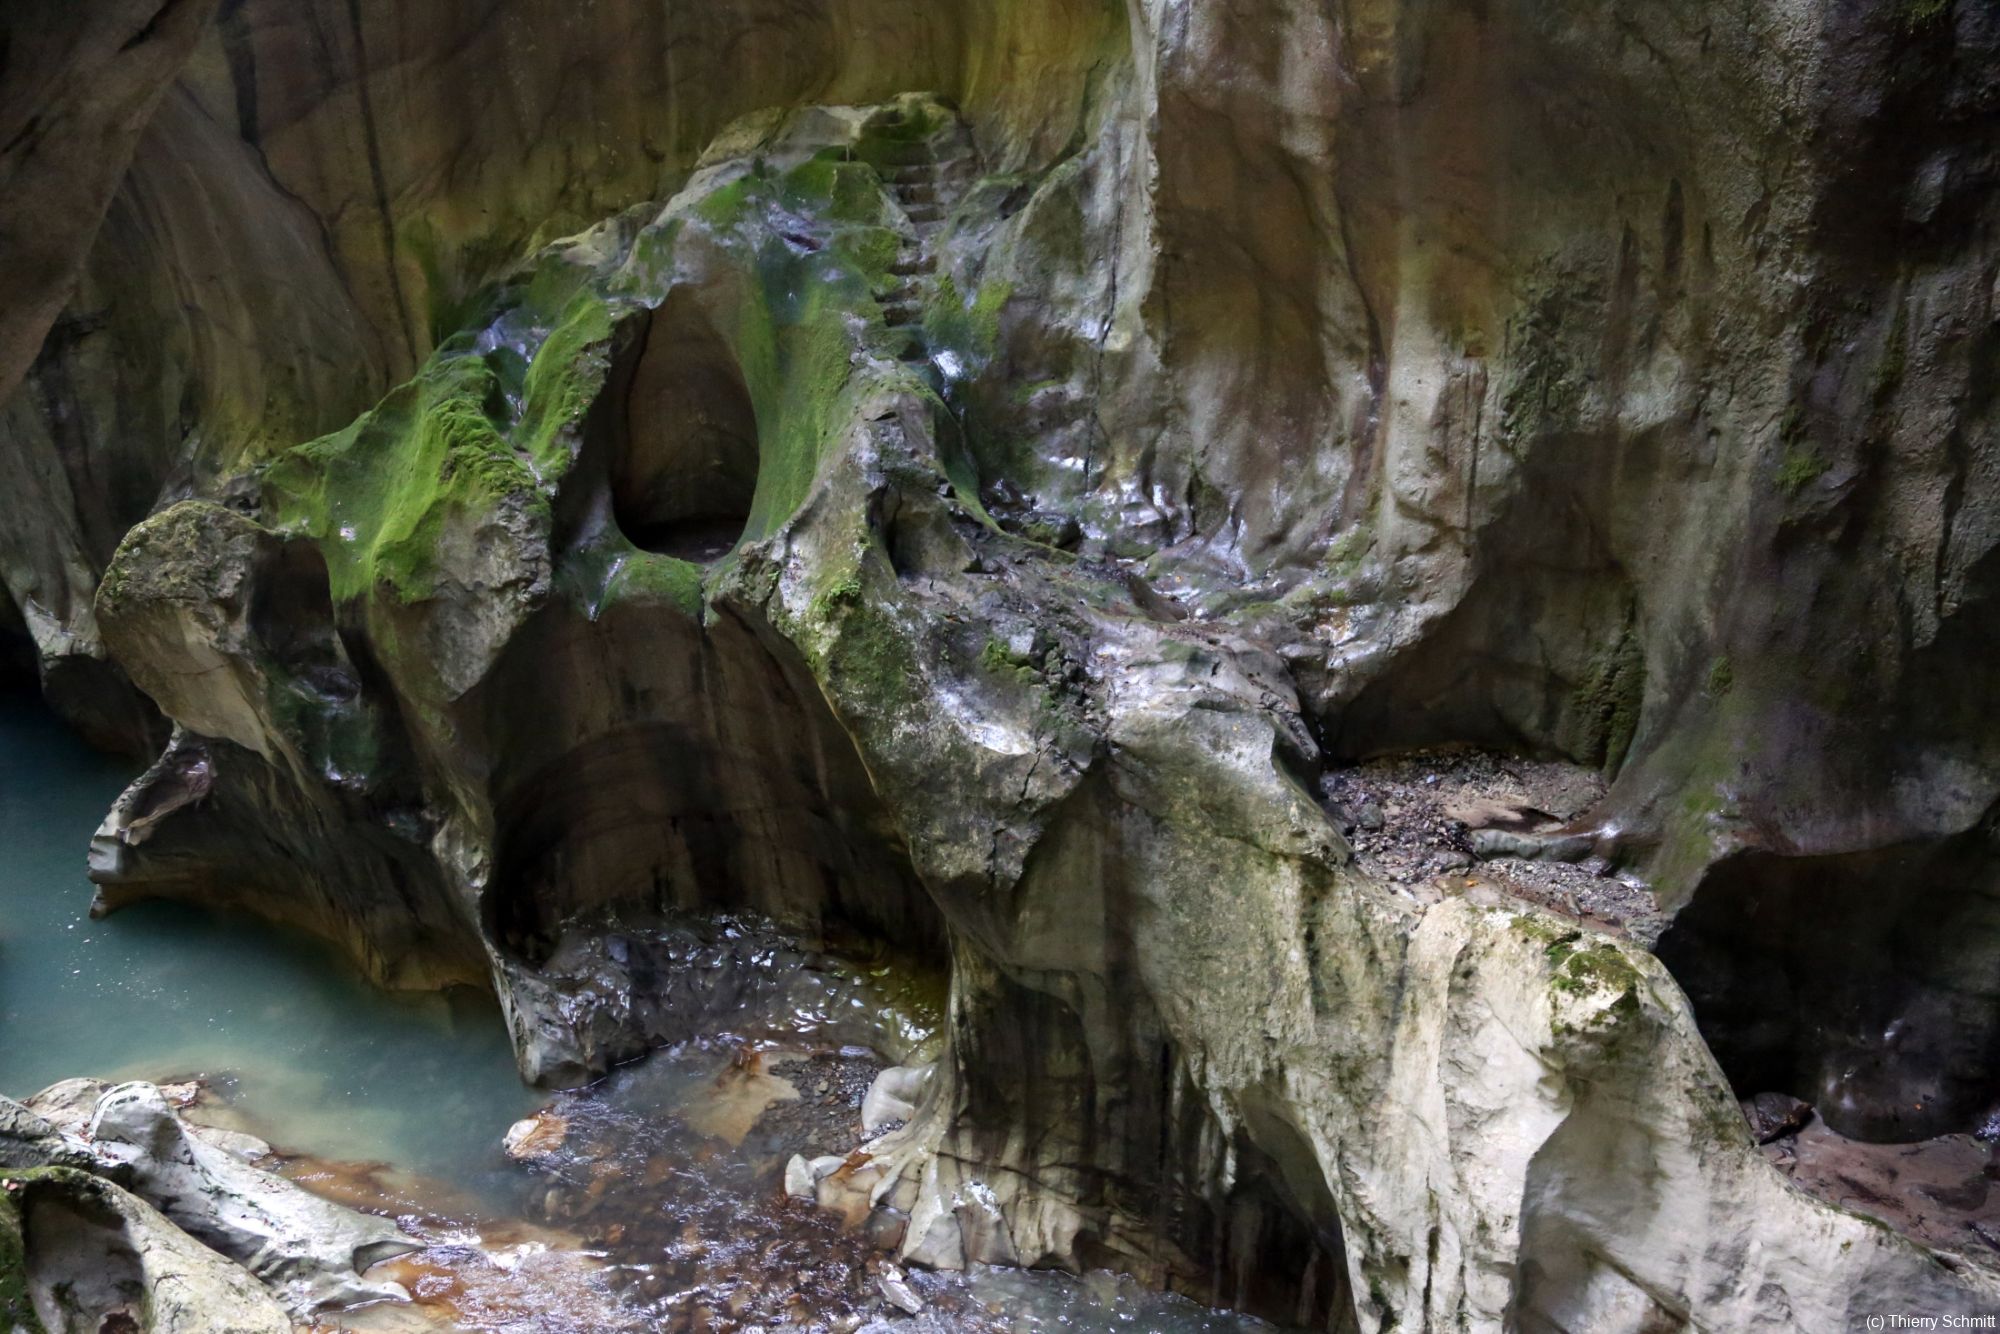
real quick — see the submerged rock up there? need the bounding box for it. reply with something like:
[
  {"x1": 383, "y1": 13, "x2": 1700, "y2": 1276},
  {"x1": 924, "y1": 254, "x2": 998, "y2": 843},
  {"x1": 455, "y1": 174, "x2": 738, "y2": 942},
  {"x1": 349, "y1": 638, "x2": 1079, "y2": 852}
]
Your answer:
[{"x1": 503, "y1": 1110, "x2": 571, "y2": 1163}]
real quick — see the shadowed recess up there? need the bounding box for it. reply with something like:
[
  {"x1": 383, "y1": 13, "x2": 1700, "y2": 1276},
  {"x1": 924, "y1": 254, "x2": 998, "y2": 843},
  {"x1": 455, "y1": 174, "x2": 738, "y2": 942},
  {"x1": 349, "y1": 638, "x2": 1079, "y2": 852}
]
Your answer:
[{"x1": 609, "y1": 278, "x2": 761, "y2": 562}]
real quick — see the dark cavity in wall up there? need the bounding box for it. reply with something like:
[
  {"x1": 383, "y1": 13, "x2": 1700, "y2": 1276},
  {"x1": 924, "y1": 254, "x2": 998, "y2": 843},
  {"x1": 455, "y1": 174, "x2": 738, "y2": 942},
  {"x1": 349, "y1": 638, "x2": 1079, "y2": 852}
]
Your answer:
[
  {"x1": 607, "y1": 289, "x2": 760, "y2": 563},
  {"x1": 1655, "y1": 809, "x2": 2000, "y2": 1143},
  {"x1": 475, "y1": 595, "x2": 942, "y2": 970},
  {"x1": 0, "y1": 583, "x2": 36, "y2": 692},
  {"x1": 945, "y1": 787, "x2": 1354, "y2": 1330},
  {"x1": 248, "y1": 539, "x2": 358, "y2": 703}
]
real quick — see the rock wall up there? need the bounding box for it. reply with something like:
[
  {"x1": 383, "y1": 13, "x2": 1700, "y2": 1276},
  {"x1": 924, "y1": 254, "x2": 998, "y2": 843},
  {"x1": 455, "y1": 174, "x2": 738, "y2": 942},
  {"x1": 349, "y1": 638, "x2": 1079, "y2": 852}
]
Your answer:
[{"x1": 5, "y1": 1, "x2": 1999, "y2": 1329}]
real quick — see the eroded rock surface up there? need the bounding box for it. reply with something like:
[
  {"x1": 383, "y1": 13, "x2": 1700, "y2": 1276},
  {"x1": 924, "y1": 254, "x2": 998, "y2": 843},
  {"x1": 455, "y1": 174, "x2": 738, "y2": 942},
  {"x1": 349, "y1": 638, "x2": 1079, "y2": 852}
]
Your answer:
[
  {"x1": 2, "y1": 1081, "x2": 413, "y2": 1327},
  {"x1": 3, "y1": 1, "x2": 1998, "y2": 1330}
]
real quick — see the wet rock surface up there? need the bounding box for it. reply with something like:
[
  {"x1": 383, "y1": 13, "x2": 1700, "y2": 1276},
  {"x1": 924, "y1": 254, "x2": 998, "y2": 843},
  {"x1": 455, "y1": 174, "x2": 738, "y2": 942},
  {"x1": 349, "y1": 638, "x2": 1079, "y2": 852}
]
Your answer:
[
  {"x1": 297, "y1": 1036, "x2": 1279, "y2": 1334},
  {"x1": 26, "y1": 92, "x2": 1994, "y2": 1331},
  {"x1": 1, "y1": 0, "x2": 1997, "y2": 1327},
  {"x1": 1759, "y1": 1120, "x2": 2000, "y2": 1264},
  {"x1": 2, "y1": 1079, "x2": 413, "y2": 1327}
]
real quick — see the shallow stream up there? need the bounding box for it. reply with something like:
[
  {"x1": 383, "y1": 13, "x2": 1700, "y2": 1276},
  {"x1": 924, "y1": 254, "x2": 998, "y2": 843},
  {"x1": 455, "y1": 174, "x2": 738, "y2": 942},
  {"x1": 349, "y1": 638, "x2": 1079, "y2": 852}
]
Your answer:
[{"x1": 0, "y1": 696, "x2": 1282, "y2": 1332}]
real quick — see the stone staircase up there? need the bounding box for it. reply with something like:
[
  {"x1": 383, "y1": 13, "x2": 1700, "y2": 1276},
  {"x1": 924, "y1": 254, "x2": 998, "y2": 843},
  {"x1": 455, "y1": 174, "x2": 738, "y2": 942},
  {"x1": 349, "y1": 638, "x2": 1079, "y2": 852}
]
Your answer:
[{"x1": 873, "y1": 120, "x2": 975, "y2": 368}]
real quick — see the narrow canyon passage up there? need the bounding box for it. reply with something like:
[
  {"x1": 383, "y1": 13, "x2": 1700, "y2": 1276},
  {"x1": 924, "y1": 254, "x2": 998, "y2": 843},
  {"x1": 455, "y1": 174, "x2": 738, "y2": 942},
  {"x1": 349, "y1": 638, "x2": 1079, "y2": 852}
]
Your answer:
[
  {"x1": 0, "y1": 690, "x2": 1284, "y2": 1331},
  {"x1": 3, "y1": 1, "x2": 1998, "y2": 1331}
]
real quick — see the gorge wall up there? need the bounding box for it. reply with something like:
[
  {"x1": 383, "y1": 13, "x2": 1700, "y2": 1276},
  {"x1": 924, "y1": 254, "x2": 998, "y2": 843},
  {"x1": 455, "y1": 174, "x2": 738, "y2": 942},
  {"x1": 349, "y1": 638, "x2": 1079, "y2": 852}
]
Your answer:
[{"x1": 3, "y1": 0, "x2": 1998, "y2": 1329}]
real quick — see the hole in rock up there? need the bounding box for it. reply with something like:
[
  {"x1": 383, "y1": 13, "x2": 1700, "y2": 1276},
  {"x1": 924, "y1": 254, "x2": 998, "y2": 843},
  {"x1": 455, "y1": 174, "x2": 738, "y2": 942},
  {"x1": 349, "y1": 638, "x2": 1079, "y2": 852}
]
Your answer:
[
  {"x1": 479, "y1": 597, "x2": 942, "y2": 969},
  {"x1": 1656, "y1": 827, "x2": 2000, "y2": 1143},
  {"x1": 248, "y1": 539, "x2": 358, "y2": 701},
  {"x1": 608, "y1": 289, "x2": 760, "y2": 562}
]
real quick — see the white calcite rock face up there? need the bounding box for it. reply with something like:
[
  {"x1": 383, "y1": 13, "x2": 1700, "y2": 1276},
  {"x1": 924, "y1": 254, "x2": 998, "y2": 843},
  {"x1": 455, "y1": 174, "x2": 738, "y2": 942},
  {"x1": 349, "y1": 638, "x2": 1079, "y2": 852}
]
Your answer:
[
  {"x1": 85, "y1": 1082, "x2": 418, "y2": 1315},
  {"x1": 861, "y1": 1064, "x2": 932, "y2": 1134},
  {"x1": 19, "y1": 1168, "x2": 294, "y2": 1334}
]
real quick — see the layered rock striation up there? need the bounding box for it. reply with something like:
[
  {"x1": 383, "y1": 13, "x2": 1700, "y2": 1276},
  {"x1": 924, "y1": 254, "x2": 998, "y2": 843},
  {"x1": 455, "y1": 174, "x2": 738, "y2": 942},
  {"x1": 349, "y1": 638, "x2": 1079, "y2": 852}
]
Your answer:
[{"x1": 4, "y1": 1, "x2": 1999, "y2": 1330}]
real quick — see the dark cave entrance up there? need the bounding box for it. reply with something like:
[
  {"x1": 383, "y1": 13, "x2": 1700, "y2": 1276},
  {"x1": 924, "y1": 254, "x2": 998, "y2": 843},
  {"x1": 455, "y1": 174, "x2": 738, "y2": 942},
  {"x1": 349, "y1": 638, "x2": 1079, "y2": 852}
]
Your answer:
[
  {"x1": 608, "y1": 289, "x2": 761, "y2": 562},
  {"x1": 1655, "y1": 823, "x2": 2000, "y2": 1143},
  {"x1": 476, "y1": 597, "x2": 943, "y2": 972},
  {"x1": 248, "y1": 539, "x2": 360, "y2": 701}
]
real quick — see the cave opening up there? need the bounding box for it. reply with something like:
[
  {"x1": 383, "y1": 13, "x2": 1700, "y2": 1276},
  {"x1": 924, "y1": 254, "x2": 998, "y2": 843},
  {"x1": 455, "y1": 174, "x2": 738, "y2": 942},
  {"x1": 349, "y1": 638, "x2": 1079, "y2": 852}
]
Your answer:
[
  {"x1": 248, "y1": 539, "x2": 359, "y2": 702},
  {"x1": 477, "y1": 598, "x2": 944, "y2": 973},
  {"x1": 608, "y1": 289, "x2": 761, "y2": 563},
  {"x1": 1655, "y1": 826, "x2": 2000, "y2": 1144}
]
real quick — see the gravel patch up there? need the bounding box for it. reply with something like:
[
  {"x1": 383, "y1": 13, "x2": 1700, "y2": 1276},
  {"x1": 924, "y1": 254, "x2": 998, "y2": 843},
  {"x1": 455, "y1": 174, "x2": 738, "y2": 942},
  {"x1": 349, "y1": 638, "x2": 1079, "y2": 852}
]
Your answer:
[{"x1": 1320, "y1": 746, "x2": 1666, "y2": 944}]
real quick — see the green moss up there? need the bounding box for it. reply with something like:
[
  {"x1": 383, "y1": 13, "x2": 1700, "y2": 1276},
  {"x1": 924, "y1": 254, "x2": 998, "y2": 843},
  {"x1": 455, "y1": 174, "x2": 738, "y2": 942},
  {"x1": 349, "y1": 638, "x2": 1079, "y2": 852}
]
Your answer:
[
  {"x1": 606, "y1": 554, "x2": 705, "y2": 618},
  {"x1": 979, "y1": 636, "x2": 1042, "y2": 686},
  {"x1": 0, "y1": 1184, "x2": 39, "y2": 1334},
  {"x1": 809, "y1": 572, "x2": 865, "y2": 623},
  {"x1": 1570, "y1": 626, "x2": 1645, "y2": 773},
  {"x1": 1550, "y1": 943, "x2": 1642, "y2": 999},
  {"x1": 1776, "y1": 446, "x2": 1826, "y2": 494},
  {"x1": 518, "y1": 293, "x2": 615, "y2": 469},
  {"x1": 1704, "y1": 655, "x2": 1734, "y2": 698},
  {"x1": 1547, "y1": 941, "x2": 1648, "y2": 1042},
  {"x1": 1325, "y1": 522, "x2": 1374, "y2": 580},
  {"x1": 696, "y1": 176, "x2": 758, "y2": 228},
  {"x1": 780, "y1": 158, "x2": 891, "y2": 227},
  {"x1": 266, "y1": 359, "x2": 525, "y2": 602},
  {"x1": 1510, "y1": 913, "x2": 1582, "y2": 956},
  {"x1": 924, "y1": 274, "x2": 1012, "y2": 363},
  {"x1": 681, "y1": 164, "x2": 896, "y2": 543},
  {"x1": 264, "y1": 287, "x2": 610, "y2": 604},
  {"x1": 825, "y1": 601, "x2": 922, "y2": 713},
  {"x1": 1899, "y1": 0, "x2": 1950, "y2": 26}
]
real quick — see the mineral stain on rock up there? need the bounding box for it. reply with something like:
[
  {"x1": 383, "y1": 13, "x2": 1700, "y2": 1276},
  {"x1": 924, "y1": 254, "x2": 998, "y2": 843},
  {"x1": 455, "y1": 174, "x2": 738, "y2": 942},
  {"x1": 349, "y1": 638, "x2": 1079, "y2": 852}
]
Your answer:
[{"x1": 2, "y1": 0, "x2": 1999, "y2": 1330}]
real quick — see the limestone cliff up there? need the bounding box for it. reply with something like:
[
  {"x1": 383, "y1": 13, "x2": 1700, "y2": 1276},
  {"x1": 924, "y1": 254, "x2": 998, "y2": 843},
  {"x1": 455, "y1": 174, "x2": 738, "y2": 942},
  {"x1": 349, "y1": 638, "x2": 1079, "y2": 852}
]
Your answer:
[{"x1": 3, "y1": 2, "x2": 1997, "y2": 1330}]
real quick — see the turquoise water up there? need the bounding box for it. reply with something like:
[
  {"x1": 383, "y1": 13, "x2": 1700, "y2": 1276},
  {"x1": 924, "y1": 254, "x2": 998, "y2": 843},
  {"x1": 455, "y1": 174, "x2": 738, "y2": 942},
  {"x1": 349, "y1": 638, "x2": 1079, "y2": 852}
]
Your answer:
[
  {"x1": 0, "y1": 694, "x2": 1285, "y2": 1329},
  {"x1": 0, "y1": 694, "x2": 539, "y2": 1210}
]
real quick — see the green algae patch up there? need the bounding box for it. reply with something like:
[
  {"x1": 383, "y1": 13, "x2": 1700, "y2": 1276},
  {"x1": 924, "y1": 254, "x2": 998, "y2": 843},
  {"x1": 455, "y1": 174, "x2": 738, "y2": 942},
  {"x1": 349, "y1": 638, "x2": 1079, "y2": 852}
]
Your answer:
[
  {"x1": 692, "y1": 170, "x2": 902, "y2": 544},
  {"x1": 0, "y1": 1184, "x2": 40, "y2": 1334},
  {"x1": 264, "y1": 292, "x2": 612, "y2": 606}
]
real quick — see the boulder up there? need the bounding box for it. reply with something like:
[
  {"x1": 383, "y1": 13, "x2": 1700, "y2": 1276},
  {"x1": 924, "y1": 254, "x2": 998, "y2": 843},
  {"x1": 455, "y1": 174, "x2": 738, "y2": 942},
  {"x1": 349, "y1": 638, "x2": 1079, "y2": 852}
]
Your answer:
[
  {"x1": 87, "y1": 1082, "x2": 416, "y2": 1315},
  {"x1": 5, "y1": 1166, "x2": 290, "y2": 1334}
]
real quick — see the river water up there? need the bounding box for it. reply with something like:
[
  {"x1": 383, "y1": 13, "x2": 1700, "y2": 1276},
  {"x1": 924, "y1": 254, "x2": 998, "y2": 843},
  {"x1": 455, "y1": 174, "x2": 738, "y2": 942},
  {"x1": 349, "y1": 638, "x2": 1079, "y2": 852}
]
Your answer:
[
  {"x1": 0, "y1": 694, "x2": 1281, "y2": 1331},
  {"x1": 0, "y1": 694, "x2": 540, "y2": 1210}
]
